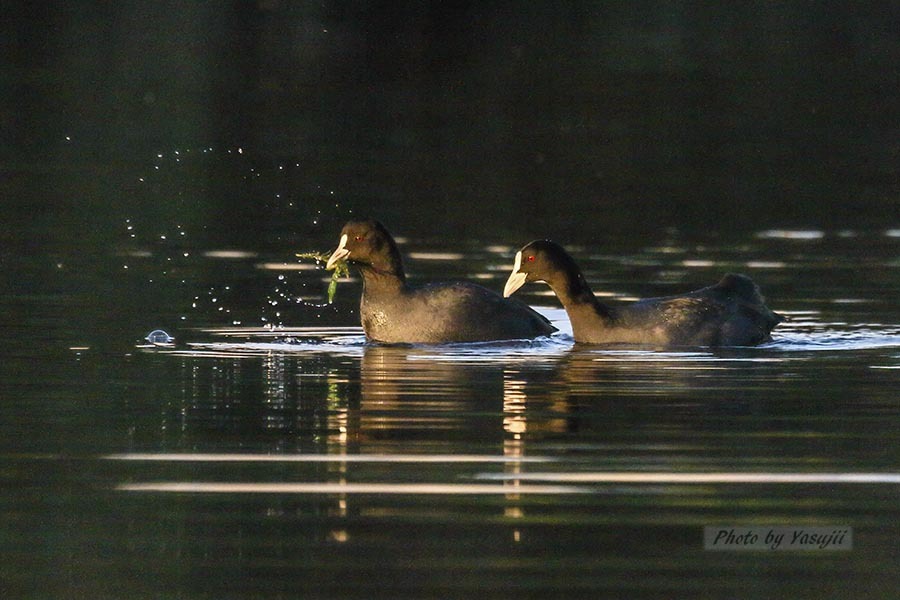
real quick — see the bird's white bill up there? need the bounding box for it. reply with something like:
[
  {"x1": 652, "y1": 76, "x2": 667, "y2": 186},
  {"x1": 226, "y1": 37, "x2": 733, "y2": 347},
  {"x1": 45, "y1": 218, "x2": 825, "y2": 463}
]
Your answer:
[
  {"x1": 503, "y1": 251, "x2": 527, "y2": 297},
  {"x1": 326, "y1": 234, "x2": 350, "y2": 270}
]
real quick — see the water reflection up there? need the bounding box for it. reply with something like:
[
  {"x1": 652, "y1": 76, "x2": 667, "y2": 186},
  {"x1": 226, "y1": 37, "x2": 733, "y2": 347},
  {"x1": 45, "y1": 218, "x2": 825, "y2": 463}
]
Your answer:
[
  {"x1": 151, "y1": 309, "x2": 900, "y2": 461},
  {"x1": 155, "y1": 341, "x2": 577, "y2": 468}
]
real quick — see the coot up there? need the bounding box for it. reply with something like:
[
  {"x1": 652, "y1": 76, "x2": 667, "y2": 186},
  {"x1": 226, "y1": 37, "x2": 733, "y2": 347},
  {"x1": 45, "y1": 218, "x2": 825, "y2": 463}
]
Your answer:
[
  {"x1": 503, "y1": 240, "x2": 782, "y2": 346},
  {"x1": 325, "y1": 220, "x2": 556, "y2": 343}
]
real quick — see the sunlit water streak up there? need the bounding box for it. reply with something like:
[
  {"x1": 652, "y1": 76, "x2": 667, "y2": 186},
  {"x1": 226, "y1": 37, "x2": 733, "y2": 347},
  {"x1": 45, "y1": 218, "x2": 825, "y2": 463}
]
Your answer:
[
  {"x1": 108, "y1": 455, "x2": 900, "y2": 496},
  {"x1": 105, "y1": 453, "x2": 557, "y2": 463},
  {"x1": 116, "y1": 482, "x2": 586, "y2": 494},
  {"x1": 475, "y1": 472, "x2": 900, "y2": 484}
]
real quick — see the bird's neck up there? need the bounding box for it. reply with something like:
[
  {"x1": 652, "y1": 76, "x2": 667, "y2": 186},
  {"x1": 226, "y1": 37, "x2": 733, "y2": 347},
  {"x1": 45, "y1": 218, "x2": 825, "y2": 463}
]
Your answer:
[
  {"x1": 546, "y1": 269, "x2": 614, "y2": 335},
  {"x1": 358, "y1": 259, "x2": 407, "y2": 295}
]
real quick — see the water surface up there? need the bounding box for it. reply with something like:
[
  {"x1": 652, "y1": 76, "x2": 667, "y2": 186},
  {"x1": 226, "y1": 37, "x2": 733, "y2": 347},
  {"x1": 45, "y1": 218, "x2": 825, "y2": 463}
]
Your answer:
[{"x1": 3, "y1": 224, "x2": 899, "y2": 598}]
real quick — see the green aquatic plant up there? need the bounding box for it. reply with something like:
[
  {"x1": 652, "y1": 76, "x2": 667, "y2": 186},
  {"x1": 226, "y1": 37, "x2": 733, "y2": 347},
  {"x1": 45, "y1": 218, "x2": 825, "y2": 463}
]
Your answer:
[{"x1": 295, "y1": 251, "x2": 350, "y2": 304}]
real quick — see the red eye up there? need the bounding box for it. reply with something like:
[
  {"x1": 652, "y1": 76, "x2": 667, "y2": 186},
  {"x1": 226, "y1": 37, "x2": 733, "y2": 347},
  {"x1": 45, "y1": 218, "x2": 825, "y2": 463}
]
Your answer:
[{"x1": 526, "y1": 255, "x2": 535, "y2": 262}]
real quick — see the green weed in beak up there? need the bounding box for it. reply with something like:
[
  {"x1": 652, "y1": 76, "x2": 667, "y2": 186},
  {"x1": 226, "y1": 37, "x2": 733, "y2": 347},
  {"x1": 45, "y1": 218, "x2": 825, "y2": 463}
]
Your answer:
[{"x1": 295, "y1": 251, "x2": 350, "y2": 304}]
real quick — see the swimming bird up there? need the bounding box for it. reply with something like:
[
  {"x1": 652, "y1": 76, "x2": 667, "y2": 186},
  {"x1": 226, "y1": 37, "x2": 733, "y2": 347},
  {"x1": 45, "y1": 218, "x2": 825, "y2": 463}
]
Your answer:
[
  {"x1": 503, "y1": 240, "x2": 782, "y2": 346},
  {"x1": 325, "y1": 220, "x2": 556, "y2": 343}
]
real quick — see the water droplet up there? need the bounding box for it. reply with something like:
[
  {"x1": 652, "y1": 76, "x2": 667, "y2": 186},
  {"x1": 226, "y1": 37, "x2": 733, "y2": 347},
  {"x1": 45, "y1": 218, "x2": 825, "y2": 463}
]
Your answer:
[{"x1": 145, "y1": 329, "x2": 174, "y2": 344}]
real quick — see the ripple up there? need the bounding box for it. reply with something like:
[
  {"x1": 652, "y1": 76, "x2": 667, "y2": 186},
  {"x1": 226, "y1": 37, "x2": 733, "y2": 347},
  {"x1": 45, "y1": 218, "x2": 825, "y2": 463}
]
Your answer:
[
  {"x1": 770, "y1": 327, "x2": 900, "y2": 351},
  {"x1": 139, "y1": 314, "x2": 900, "y2": 357}
]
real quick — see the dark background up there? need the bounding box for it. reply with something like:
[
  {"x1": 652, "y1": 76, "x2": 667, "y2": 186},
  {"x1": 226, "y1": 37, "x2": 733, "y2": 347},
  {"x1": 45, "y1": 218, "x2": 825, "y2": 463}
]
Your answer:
[{"x1": 3, "y1": 1, "x2": 900, "y2": 242}]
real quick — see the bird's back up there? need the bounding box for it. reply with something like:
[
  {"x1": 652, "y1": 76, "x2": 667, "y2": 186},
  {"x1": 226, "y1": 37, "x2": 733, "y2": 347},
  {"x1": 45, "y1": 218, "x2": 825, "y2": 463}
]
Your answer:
[
  {"x1": 361, "y1": 281, "x2": 556, "y2": 343},
  {"x1": 613, "y1": 274, "x2": 782, "y2": 346}
]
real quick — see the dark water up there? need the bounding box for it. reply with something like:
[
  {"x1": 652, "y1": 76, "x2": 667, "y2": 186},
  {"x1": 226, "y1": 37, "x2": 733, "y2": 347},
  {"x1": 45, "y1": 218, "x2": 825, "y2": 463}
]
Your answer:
[
  {"x1": 3, "y1": 204, "x2": 899, "y2": 597},
  {"x1": 4, "y1": 3, "x2": 900, "y2": 597}
]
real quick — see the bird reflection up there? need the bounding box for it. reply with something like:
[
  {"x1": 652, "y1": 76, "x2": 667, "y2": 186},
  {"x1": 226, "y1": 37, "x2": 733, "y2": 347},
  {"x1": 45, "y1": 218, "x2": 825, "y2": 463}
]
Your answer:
[
  {"x1": 167, "y1": 342, "x2": 761, "y2": 454},
  {"x1": 356, "y1": 344, "x2": 504, "y2": 446},
  {"x1": 168, "y1": 345, "x2": 592, "y2": 452}
]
